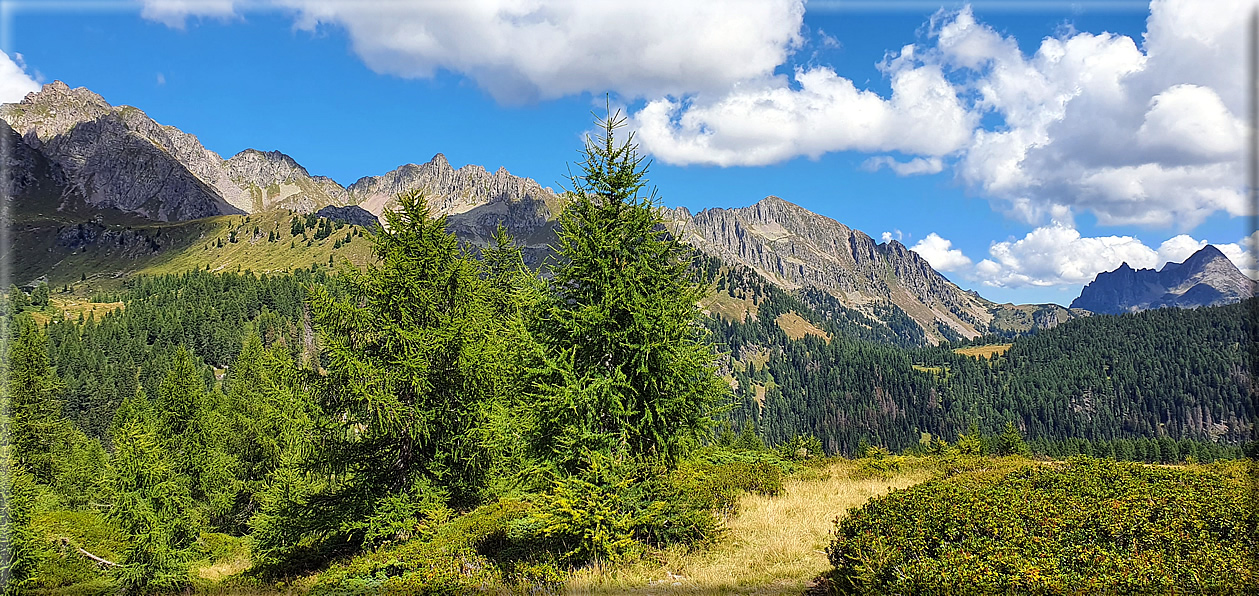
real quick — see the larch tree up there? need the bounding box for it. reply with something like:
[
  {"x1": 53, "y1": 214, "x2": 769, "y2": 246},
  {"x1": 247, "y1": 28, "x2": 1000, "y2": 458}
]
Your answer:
[{"x1": 257, "y1": 189, "x2": 510, "y2": 556}]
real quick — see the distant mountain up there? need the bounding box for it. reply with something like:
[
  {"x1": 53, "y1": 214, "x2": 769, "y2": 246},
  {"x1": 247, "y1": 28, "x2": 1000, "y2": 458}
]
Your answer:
[
  {"x1": 1, "y1": 81, "x2": 249, "y2": 220},
  {"x1": 2, "y1": 81, "x2": 1081, "y2": 344},
  {"x1": 1071, "y1": 245, "x2": 1257, "y2": 314},
  {"x1": 665, "y1": 197, "x2": 1081, "y2": 343},
  {"x1": 225, "y1": 148, "x2": 351, "y2": 212}
]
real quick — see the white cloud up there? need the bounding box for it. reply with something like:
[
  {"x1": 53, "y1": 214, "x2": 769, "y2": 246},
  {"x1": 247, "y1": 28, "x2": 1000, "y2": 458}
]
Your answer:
[
  {"x1": 142, "y1": 0, "x2": 805, "y2": 103},
  {"x1": 969, "y1": 225, "x2": 1259, "y2": 288},
  {"x1": 0, "y1": 52, "x2": 40, "y2": 103},
  {"x1": 633, "y1": 59, "x2": 975, "y2": 166},
  {"x1": 942, "y1": 1, "x2": 1251, "y2": 229},
  {"x1": 1155, "y1": 234, "x2": 1208, "y2": 265},
  {"x1": 973, "y1": 224, "x2": 1159, "y2": 288},
  {"x1": 881, "y1": 229, "x2": 903, "y2": 244},
  {"x1": 140, "y1": 0, "x2": 238, "y2": 28},
  {"x1": 911, "y1": 233, "x2": 972, "y2": 272},
  {"x1": 862, "y1": 155, "x2": 944, "y2": 176}
]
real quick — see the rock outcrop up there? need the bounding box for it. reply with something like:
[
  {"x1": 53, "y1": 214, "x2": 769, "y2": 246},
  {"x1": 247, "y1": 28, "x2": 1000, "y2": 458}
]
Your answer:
[
  {"x1": 346, "y1": 153, "x2": 561, "y2": 221},
  {"x1": 1071, "y1": 245, "x2": 1257, "y2": 313},
  {"x1": 314, "y1": 204, "x2": 377, "y2": 228}
]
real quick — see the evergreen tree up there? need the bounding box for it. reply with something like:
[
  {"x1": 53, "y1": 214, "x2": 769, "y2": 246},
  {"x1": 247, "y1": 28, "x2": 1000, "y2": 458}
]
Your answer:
[
  {"x1": 258, "y1": 190, "x2": 508, "y2": 557},
  {"x1": 29, "y1": 283, "x2": 49, "y2": 308},
  {"x1": 8, "y1": 322, "x2": 66, "y2": 484},
  {"x1": 108, "y1": 413, "x2": 195, "y2": 593},
  {"x1": 0, "y1": 451, "x2": 41, "y2": 596},
  {"x1": 995, "y1": 421, "x2": 1031, "y2": 456},
  {"x1": 530, "y1": 109, "x2": 725, "y2": 471}
]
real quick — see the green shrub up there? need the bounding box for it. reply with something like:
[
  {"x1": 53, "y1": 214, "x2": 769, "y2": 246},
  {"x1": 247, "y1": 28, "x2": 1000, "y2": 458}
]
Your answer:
[
  {"x1": 777, "y1": 434, "x2": 826, "y2": 461},
  {"x1": 678, "y1": 458, "x2": 784, "y2": 518},
  {"x1": 311, "y1": 499, "x2": 539, "y2": 595},
  {"x1": 514, "y1": 473, "x2": 638, "y2": 564},
  {"x1": 33, "y1": 508, "x2": 128, "y2": 590},
  {"x1": 825, "y1": 457, "x2": 1258, "y2": 594}
]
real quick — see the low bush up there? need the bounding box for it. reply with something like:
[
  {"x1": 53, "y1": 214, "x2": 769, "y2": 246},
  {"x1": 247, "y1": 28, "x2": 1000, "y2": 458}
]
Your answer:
[
  {"x1": 825, "y1": 457, "x2": 1258, "y2": 594},
  {"x1": 310, "y1": 499, "x2": 547, "y2": 595}
]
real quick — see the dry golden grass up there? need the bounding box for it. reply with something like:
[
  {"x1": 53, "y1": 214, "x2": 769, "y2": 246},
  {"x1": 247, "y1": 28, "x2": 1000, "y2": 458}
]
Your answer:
[
  {"x1": 27, "y1": 296, "x2": 124, "y2": 325},
  {"x1": 953, "y1": 344, "x2": 1012, "y2": 359},
  {"x1": 701, "y1": 292, "x2": 758, "y2": 323},
  {"x1": 565, "y1": 459, "x2": 935, "y2": 596},
  {"x1": 774, "y1": 312, "x2": 829, "y2": 342}
]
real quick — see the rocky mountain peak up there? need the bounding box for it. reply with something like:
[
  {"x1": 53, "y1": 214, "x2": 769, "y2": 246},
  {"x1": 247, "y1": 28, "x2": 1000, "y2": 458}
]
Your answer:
[
  {"x1": 671, "y1": 195, "x2": 997, "y2": 343},
  {"x1": 1071, "y1": 245, "x2": 1256, "y2": 313},
  {"x1": 7, "y1": 80, "x2": 113, "y2": 145},
  {"x1": 224, "y1": 148, "x2": 349, "y2": 212},
  {"x1": 2, "y1": 82, "x2": 250, "y2": 220},
  {"x1": 347, "y1": 153, "x2": 558, "y2": 221}
]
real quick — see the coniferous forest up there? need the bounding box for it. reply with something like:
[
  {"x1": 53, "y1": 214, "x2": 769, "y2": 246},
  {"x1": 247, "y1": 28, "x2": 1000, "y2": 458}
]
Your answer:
[{"x1": 0, "y1": 113, "x2": 1254, "y2": 594}]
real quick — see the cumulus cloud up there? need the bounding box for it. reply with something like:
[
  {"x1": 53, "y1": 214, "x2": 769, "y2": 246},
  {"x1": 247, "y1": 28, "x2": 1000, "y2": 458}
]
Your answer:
[
  {"x1": 632, "y1": 55, "x2": 975, "y2": 166},
  {"x1": 973, "y1": 224, "x2": 1159, "y2": 288},
  {"x1": 969, "y1": 225, "x2": 1258, "y2": 288},
  {"x1": 941, "y1": 1, "x2": 1251, "y2": 228},
  {"x1": 140, "y1": 0, "x2": 804, "y2": 103},
  {"x1": 137, "y1": 0, "x2": 1251, "y2": 232},
  {"x1": 637, "y1": 0, "x2": 1250, "y2": 227},
  {"x1": 0, "y1": 51, "x2": 40, "y2": 103},
  {"x1": 911, "y1": 233, "x2": 972, "y2": 272}
]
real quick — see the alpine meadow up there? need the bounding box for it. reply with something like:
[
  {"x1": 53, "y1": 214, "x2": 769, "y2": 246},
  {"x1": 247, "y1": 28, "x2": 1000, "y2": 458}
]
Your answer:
[{"x1": 2, "y1": 1, "x2": 1258, "y2": 595}]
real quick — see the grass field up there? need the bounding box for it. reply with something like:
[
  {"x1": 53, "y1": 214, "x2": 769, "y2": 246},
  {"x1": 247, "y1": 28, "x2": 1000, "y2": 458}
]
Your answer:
[
  {"x1": 774, "y1": 312, "x2": 829, "y2": 342},
  {"x1": 701, "y1": 292, "x2": 758, "y2": 323},
  {"x1": 953, "y1": 344, "x2": 1012, "y2": 359},
  {"x1": 565, "y1": 458, "x2": 935, "y2": 595}
]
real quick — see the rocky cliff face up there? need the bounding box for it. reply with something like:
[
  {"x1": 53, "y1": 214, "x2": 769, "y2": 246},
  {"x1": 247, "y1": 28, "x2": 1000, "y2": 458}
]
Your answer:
[
  {"x1": 1071, "y1": 245, "x2": 1257, "y2": 313},
  {"x1": 225, "y1": 148, "x2": 351, "y2": 212},
  {"x1": 1, "y1": 81, "x2": 249, "y2": 220},
  {"x1": 664, "y1": 196, "x2": 1001, "y2": 343},
  {"x1": 1, "y1": 119, "x2": 72, "y2": 210}
]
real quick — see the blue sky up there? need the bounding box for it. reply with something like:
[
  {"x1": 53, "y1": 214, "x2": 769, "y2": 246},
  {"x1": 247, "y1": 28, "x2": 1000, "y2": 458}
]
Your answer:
[{"x1": 1, "y1": 0, "x2": 1252, "y2": 306}]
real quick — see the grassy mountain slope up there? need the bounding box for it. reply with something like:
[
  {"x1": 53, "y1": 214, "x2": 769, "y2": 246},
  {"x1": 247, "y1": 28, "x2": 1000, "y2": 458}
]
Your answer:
[{"x1": 13, "y1": 206, "x2": 375, "y2": 290}]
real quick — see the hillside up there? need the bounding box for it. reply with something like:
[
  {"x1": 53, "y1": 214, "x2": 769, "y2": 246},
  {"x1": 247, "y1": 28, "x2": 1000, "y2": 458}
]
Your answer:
[
  {"x1": 11, "y1": 207, "x2": 375, "y2": 289},
  {"x1": 723, "y1": 294, "x2": 1256, "y2": 455}
]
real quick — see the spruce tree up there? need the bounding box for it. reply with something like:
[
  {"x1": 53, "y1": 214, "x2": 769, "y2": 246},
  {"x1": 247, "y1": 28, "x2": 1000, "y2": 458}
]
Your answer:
[{"x1": 531, "y1": 110, "x2": 725, "y2": 471}]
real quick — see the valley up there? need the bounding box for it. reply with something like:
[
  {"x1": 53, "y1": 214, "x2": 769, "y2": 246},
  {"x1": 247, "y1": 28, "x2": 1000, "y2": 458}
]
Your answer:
[{"x1": 1, "y1": 80, "x2": 1254, "y2": 596}]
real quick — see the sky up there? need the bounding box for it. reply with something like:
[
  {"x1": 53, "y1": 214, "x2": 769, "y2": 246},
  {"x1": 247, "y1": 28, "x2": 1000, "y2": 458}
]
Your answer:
[{"x1": 0, "y1": 0, "x2": 1254, "y2": 306}]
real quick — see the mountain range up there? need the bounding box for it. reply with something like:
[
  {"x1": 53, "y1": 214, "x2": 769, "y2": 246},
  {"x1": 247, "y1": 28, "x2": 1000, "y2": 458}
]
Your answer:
[{"x1": 5, "y1": 81, "x2": 1247, "y2": 344}]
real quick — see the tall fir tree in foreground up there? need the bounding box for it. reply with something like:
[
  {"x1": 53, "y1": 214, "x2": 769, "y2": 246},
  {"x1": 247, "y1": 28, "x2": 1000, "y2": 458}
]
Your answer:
[
  {"x1": 254, "y1": 190, "x2": 511, "y2": 562},
  {"x1": 531, "y1": 109, "x2": 725, "y2": 471}
]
